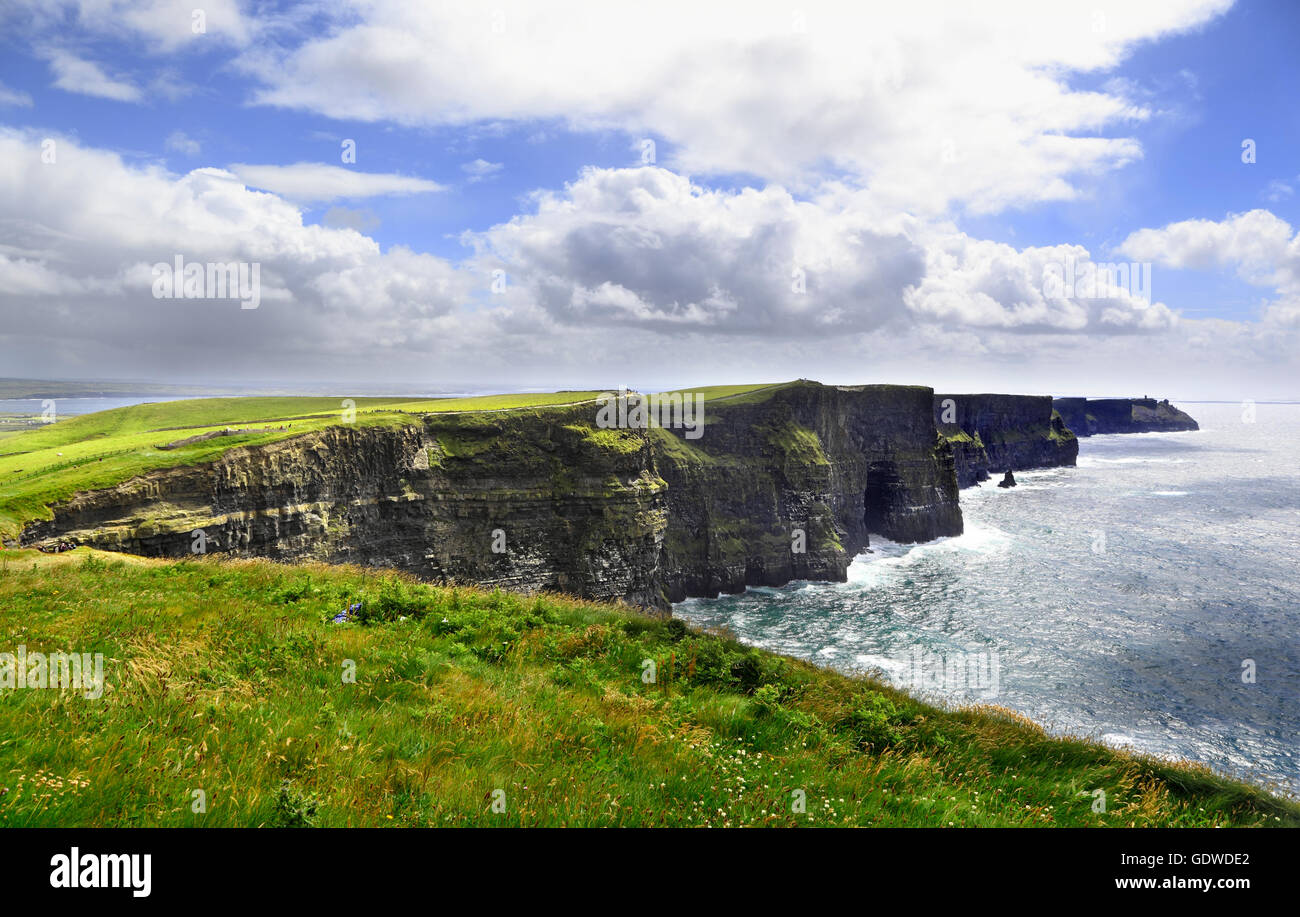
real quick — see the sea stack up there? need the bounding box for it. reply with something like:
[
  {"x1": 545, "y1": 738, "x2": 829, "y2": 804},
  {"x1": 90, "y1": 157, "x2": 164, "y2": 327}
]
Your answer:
[{"x1": 997, "y1": 470, "x2": 1017, "y2": 488}]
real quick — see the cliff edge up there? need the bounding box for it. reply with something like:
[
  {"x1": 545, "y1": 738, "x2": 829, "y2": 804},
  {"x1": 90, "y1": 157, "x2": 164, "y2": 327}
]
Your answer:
[
  {"x1": 934, "y1": 393, "x2": 1078, "y2": 487},
  {"x1": 1052, "y1": 397, "x2": 1199, "y2": 436},
  {"x1": 18, "y1": 382, "x2": 964, "y2": 613}
]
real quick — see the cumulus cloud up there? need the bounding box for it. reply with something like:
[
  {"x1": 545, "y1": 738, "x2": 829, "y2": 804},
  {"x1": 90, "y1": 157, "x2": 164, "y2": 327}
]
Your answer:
[
  {"x1": 0, "y1": 126, "x2": 1210, "y2": 391},
  {"x1": 1120, "y1": 209, "x2": 1296, "y2": 276},
  {"x1": 228, "y1": 163, "x2": 445, "y2": 204},
  {"x1": 0, "y1": 0, "x2": 1291, "y2": 398},
  {"x1": 4, "y1": 1, "x2": 1228, "y2": 215},
  {"x1": 0, "y1": 129, "x2": 470, "y2": 379},
  {"x1": 0, "y1": 254, "x2": 101, "y2": 296},
  {"x1": 238, "y1": 0, "x2": 1228, "y2": 214},
  {"x1": 469, "y1": 167, "x2": 926, "y2": 335},
  {"x1": 905, "y1": 233, "x2": 1176, "y2": 333},
  {"x1": 1119, "y1": 209, "x2": 1300, "y2": 324},
  {"x1": 470, "y1": 167, "x2": 1173, "y2": 336}
]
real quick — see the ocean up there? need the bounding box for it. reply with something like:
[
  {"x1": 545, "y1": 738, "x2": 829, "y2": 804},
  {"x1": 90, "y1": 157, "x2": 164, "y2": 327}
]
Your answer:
[
  {"x1": 0, "y1": 396, "x2": 213, "y2": 416},
  {"x1": 674, "y1": 402, "x2": 1300, "y2": 795}
]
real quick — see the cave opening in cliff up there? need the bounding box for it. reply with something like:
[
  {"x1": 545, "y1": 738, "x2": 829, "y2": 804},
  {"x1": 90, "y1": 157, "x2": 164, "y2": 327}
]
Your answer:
[{"x1": 863, "y1": 461, "x2": 897, "y2": 536}]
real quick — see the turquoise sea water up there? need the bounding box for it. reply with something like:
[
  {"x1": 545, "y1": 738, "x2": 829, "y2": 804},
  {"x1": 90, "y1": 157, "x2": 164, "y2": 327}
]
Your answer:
[{"x1": 675, "y1": 403, "x2": 1300, "y2": 795}]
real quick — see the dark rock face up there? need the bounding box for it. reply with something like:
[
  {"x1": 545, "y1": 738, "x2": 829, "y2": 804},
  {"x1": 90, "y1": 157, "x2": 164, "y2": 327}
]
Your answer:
[
  {"x1": 20, "y1": 415, "x2": 671, "y2": 609},
  {"x1": 934, "y1": 394, "x2": 1078, "y2": 487},
  {"x1": 654, "y1": 383, "x2": 963, "y2": 603},
  {"x1": 21, "y1": 382, "x2": 964, "y2": 614},
  {"x1": 1052, "y1": 397, "x2": 1199, "y2": 435},
  {"x1": 997, "y1": 470, "x2": 1016, "y2": 488}
]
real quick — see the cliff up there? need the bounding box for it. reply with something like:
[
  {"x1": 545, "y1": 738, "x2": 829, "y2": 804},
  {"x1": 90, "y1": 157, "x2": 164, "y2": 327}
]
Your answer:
[
  {"x1": 1052, "y1": 397, "x2": 1199, "y2": 436},
  {"x1": 934, "y1": 394, "x2": 1078, "y2": 487},
  {"x1": 654, "y1": 384, "x2": 962, "y2": 601},
  {"x1": 19, "y1": 382, "x2": 963, "y2": 612}
]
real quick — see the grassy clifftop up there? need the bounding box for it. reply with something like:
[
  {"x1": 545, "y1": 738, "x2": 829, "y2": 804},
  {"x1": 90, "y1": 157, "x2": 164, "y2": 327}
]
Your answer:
[
  {"x1": 1, "y1": 548, "x2": 1293, "y2": 827},
  {"x1": 0, "y1": 385, "x2": 786, "y2": 541}
]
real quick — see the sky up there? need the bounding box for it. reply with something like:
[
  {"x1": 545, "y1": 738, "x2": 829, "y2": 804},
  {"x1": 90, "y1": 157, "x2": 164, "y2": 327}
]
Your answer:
[{"x1": 0, "y1": 0, "x2": 1298, "y2": 399}]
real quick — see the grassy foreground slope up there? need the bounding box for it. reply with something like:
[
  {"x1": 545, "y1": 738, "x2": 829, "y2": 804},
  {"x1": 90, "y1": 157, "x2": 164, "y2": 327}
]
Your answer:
[
  {"x1": 0, "y1": 549, "x2": 1293, "y2": 827},
  {"x1": 0, "y1": 385, "x2": 783, "y2": 540}
]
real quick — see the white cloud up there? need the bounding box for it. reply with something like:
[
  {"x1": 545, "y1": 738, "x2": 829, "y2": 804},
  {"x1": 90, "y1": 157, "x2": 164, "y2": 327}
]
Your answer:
[
  {"x1": 0, "y1": 253, "x2": 97, "y2": 296},
  {"x1": 9, "y1": 1, "x2": 252, "y2": 51},
  {"x1": 228, "y1": 163, "x2": 445, "y2": 204},
  {"x1": 1120, "y1": 209, "x2": 1295, "y2": 278},
  {"x1": 311, "y1": 246, "x2": 465, "y2": 322},
  {"x1": 1120, "y1": 209, "x2": 1300, "y2": 325},
  {"x1": 0, "y1": 122, "x2": 1291, "y2": 396},
  {"x1": 1264, "y1": 179, "x2": 1295, "y2": 203},
  {"x1": 904, "y1": 232, "x2": 1176, "y2": 333},
  {"x1": 165, "y1": 131, "x2": 200, "y2": 156},
  {"x1": 43, "y1": 48, "x2": 141, "y2": 102},
  {"x1": 470, "y1": 167, "x2": 1172, "y2": 336},
  {"x1": 240, "y1": 0, "x2": 1228, "y2": 214},
  {"x1": 0, "y1": 81, "x2": 33, "y2": 107},
  {"x1": 461, "y1": 158, "x2": 503, "y2": 182},
  {"x1": 149, "y1": 68, "x2": 194, "y2": 102},
  {"x1": 470, "y1": 167, "x2": 925, "y2": 334},
  {"x1": 112, "y1": 0, "x2": 252, "y2": 49},
  {"x1": 0, "y1": 128, "x2": 470, "y2": 377}
]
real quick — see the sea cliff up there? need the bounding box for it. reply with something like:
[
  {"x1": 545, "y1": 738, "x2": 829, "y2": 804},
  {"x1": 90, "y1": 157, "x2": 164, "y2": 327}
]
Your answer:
[
  {"x1": 19, "y1": 382, "x2": 963, "y2": 612},
  {"x1": 15, "y1": 384, "x2": 1198, "y2": 611},
  {"x1": 934, "y1": 393, "x2": 1078, "y2": 487},
  {"x1": 1052, "y1": 397, "x2": 1199, "y2": 435}
]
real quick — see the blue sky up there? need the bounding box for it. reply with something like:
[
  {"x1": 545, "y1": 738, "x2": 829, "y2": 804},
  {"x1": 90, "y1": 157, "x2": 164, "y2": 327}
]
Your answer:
[
  {"x1": 0, "y1": 29, "x2": 664, "y2": 257},
  {"x1": 0, "y1": 1, "x2": 1297, "y2": 397},
  {"x1": 4, "y1": 1, "x2": 1293, "y2": 266},
  {"x1": 961, "y1": 0, "x2": 1300, "y2": 321}
]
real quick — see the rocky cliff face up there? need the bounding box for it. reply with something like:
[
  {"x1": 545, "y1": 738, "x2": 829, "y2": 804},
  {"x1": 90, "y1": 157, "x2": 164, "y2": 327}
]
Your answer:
[
  {"x1": 654, "y1": 384, "x2": 963, "y2": 601},
  {"x1": 20, "y1": 382, "x2": 964, "y2": 612},
  {"x1": 20, "y1": 413, "x2": 670, "y2": 608},
  {"x1": 934, "y1": 394, "x2": 1078, "y2": 487},
  {"x1": 1052, "y1": 397, "x2": 1199, "y2": 435}
]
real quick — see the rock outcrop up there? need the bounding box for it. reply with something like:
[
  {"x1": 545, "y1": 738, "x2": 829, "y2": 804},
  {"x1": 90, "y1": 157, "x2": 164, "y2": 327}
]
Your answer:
[
  {"x1": 1052, "y1": 397, "x2": 1199, "y2": 435},
  {"x1": 20, "y1": 382, "x2": 964, "y2": 613},
  {"x1": 654, "y1": 383, "x2": 963, "y2": 602},
  {"x1": 934, "y1": 394, "x2": 1078, "y2": 487}
]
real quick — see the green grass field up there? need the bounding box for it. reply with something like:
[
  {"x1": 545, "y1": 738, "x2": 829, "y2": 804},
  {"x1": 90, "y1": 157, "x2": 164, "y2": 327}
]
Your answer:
[
  {"x1": 0, "y1": 549, "x2": 1292, "y2": 827},
  {"x1": 0, "y1": 398, "x2": 418, "y2": 540},
  {"x1": 651, "y1": 383, "x2": 789, "y2": 403},
  {"x1": 0, "y1": 385, "x2": 784, "y2": 540}
]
